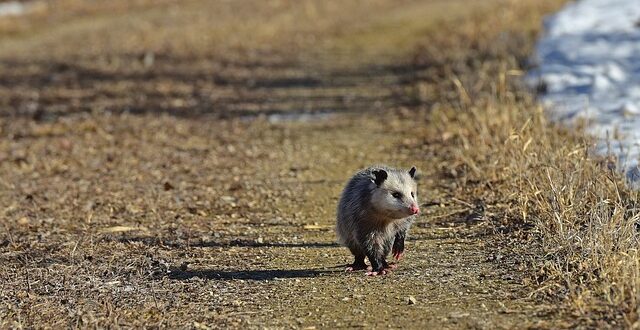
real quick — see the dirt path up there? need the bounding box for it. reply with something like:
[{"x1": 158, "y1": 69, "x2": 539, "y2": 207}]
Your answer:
[
  {"x1": 0, "y1": 0, "x2": 570, "y2": 328},
  {"x1": 169, "y1": 116, "x2": 556, "y2": 329}
]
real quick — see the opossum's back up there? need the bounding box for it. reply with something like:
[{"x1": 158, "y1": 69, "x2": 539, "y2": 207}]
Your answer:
[
  {"x1": 337, "y1": 170, "x2": 374, "y2": 218},
  {"x1": 336, "y1": 170, "x2": 374, "y2": 242}
]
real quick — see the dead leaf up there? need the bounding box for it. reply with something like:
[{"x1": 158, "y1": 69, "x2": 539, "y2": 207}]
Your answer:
[
  {"x1": 303, "y1": 224, "x2": 332, "y2": 230},
  {"x1": 99, "y1": 226, "x2": 147, "y2": 234}
]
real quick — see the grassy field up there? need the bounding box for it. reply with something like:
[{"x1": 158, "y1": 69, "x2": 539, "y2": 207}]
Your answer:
[{"x1": 1, "y1": 0, "x2": 638, "y2": 328}]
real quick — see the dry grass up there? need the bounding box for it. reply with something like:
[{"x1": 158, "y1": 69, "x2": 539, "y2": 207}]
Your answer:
[{"x1": 402, "y1": 0, "x2": 640, "y2": 325}]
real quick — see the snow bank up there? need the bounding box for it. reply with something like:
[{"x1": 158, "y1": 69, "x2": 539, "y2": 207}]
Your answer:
[
  {"x1": 528, "y1": 0, "x2": 640, "y2": 188},
  {"x1": 0, "y1": 1, "x2": 28, "y2": 17}
]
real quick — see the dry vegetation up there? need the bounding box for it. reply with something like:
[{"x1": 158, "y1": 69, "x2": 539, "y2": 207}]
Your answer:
[
  {"x1": 1, "y1": 0, "x2": 639, "y2": 328},
  {"x1": 414, "y1": 2, "x2": 640, "y2": 325}
]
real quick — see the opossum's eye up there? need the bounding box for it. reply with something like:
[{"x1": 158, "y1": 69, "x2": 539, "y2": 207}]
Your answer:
[
  {"x1": 392, "y1": 192, "x2": 402, "y2": 199},
  {"x1": 411, "y1": 192, "x2": 415, "y2": 198}
]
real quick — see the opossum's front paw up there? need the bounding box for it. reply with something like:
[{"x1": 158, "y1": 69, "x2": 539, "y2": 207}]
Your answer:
[
  {"x1": 365, "y1": 269, "x2": 388, "y2": 276},
  {"x1": 392, "y1": 250, "x2": 404, "y2": 261},
  {"x1": 381, "y1": 260, "x2": 397, "y2": 271},
  {"x1": 345, "y1": 263, "x2": 370, "y2": 272},
  {"x1": 384, "y1": 263, "x2": 398, "y2": 270}
]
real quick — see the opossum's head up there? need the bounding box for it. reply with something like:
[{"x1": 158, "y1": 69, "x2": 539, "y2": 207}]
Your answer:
[{"x1": 370, "y1": 166, "x2": 419, "y2": 219}]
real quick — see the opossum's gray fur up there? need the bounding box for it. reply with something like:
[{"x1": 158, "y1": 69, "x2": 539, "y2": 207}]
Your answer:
[{"x1": 336, "y1": 165, "x2": 418, "y2": 273}]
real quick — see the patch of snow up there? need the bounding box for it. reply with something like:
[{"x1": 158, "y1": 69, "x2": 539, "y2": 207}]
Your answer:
[
  {"x1": 240, "y1": 111, "x2": 334, "y2": 123},
  {"x1": 0, "y1": 1, "x2": 28, "y2": 17},
  {"x1": 528, "y1": 0, "x2": 640, "y2": 189}
]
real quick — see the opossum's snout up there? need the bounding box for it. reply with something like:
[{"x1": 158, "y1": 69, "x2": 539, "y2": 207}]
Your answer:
[{"x1": 371, "y1": 189, "x2": 419, "y2": 219}]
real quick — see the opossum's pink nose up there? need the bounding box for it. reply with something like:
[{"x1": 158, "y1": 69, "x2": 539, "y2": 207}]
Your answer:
[{"x1": 410, "y1": 204, "x2": 419, "y2": 215}]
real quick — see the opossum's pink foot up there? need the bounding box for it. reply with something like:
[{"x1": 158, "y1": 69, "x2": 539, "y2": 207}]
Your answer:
[
  {"x1": 345, "y1": 264, "x2": 369, "y2": 272},
  {"x1": 393, "y1": 251, "x2": 404, "y2": 261},
  {"x1": 384, "y1": 263, "x2": 398, "y2": 270},
  {"x1": 365, "y1": 269, "x2": 388, "y2": 276}
]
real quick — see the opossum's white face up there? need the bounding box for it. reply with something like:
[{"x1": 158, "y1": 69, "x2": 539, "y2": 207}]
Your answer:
[{"x1": 370, "y1": 167, "x2": 419, "y2": 220}]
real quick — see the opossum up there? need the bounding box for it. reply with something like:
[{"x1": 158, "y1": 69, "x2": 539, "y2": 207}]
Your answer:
[{"x1": 336, "y1": 165, "x2": 419, "y2": 276}]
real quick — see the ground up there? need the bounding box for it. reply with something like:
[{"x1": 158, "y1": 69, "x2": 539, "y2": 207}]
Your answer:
[{"x1": 0, "y1": 0, "x2": 604, "y2": 328}]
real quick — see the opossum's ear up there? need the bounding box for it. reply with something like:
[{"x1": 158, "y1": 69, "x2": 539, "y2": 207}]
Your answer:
[
  {"x1": 409, "y1": 166, "x2": 417, "y2": 179},
  {"x1": 372, "y1": 169, "x2": 387, "y2": 186}
]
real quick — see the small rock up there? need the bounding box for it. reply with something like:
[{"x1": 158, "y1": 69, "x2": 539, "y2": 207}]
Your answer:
[
  {"x1": 449, "y1": 311, "x2": 470, "y2": 318},
  {"x1": 17, "y1": 216, "x2": 29, "y2": 225},
  {"x1": 163, "y1": 181, "x2": 174, "y2": 191},
  {"x1": 488, "y1": 254, "x2": 503, "y2": 261},
  {"x1": 228, "y1": 182, "x2": 243, "y2": 191},
  {"x1": 143, "y1": 52, "x2": 155, "y2": 68},
  {"x1": 220, "y1": 196, "x2": 236, "y2": 203},
  {"x1": 407, "y1": 296, "x2": 417, "y2": 305}
]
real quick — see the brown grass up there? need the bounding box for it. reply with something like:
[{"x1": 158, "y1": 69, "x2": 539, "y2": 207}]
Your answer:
[{"x1": 403, "y1": 0, "x2": 640, "y2": 325}]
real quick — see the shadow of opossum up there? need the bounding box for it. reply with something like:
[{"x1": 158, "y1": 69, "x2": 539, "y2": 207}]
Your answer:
[
  {"x1": 168, "y1": 267, "x2": 340, "y2": 281},
  {"x1": 112, "y1": 236, "x2": 340, "y2": 249}
]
